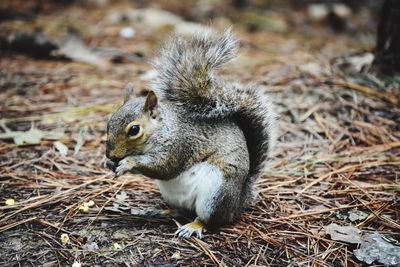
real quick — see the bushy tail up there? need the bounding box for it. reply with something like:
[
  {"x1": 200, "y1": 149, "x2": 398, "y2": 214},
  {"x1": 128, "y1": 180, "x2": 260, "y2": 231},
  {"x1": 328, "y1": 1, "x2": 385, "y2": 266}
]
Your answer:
[
  {"x1": 152, "y1": 27, "x2": 276, "y2": 190},
  {"x1": 152, "y1": 28, "x2": 238, "y2": 102}
]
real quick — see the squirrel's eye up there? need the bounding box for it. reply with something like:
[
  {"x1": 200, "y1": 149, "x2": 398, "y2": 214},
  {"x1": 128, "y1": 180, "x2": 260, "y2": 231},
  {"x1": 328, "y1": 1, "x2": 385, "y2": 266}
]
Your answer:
[{"x1": 128, "y1": 125, "x2": 140, "y2": 137}]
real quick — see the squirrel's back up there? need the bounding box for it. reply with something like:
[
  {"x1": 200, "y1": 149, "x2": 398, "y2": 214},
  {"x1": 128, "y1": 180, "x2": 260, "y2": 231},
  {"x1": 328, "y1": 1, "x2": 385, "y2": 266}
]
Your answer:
[{"x1": 152, "y1": 27, "x2": 277, "y2": 188}]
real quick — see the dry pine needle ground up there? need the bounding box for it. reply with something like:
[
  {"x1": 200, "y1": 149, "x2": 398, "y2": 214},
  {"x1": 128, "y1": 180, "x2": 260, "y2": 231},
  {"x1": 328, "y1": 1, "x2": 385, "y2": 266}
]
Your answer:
[{"x1": 0, "y1": 1, "x2": 399, "y2": 266}]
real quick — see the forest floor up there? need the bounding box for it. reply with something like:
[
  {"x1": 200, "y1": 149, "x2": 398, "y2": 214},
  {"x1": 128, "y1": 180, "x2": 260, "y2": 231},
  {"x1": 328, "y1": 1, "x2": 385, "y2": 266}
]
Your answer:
[{"x1": 0, "y1": 1, "x2": 399, "y2": 266}]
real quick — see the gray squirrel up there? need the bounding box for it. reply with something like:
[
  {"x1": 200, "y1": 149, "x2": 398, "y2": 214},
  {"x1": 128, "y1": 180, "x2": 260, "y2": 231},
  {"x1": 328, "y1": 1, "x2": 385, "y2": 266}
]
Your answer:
[{"x1": 105, "y1": 28, "x2": 277, "y2": 238}]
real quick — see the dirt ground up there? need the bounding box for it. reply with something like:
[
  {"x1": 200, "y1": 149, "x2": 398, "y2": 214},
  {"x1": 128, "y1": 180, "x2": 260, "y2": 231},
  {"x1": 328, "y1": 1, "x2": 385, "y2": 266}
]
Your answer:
[{"x1": 0, "y1": 1, "x2": 399, "y2": 266}]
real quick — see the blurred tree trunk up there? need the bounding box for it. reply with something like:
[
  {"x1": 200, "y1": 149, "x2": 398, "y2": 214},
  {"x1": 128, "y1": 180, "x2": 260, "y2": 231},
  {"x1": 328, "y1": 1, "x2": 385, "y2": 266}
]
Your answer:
[{"x1": 373, "y1": 0, "x2": 400, "y2": 74}]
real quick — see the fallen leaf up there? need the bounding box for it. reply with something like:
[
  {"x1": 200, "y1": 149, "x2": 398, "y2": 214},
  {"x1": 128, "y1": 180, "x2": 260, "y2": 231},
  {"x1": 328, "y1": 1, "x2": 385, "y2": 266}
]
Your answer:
[
  {"x1": 115, "y1": 191, "x2": 128, "y2": 205},
  {"x1": 53, "y1": 32, "x2": 108, "y2": 67},
  {"x1": 103, "y1": 191, "x2": 131, "y2": 213},
  {"x1": 83, "y1": 241, "x2": 99, "y2": 250},
  {"x1": 331, "y1": 52, "x2": 374, "y2": 74},
  {"x1": 354, "y1": 232, "x2": 400, "y2": 265},
  {"x1": 54, "y1": 141, "x2": 68, "y2": 156},
  {"x1": 324, "y1": 223, "x2": 362, "y2": 244},
  {"x1": 348, "y1": 209, "x2": 369, "y2": 222},
  {"x1": 0, "y1": 121, "x2": 65, "y2": 146},
  {"x1": 14, "y1": 127, "x2": 44, "y2": 145}
]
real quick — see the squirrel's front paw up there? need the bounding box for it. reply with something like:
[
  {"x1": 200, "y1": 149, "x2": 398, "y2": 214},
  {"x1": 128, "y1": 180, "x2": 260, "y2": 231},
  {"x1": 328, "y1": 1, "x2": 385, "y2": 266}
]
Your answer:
[{"x1": 116, "y1": 157, "x2": 136, "y2": 176}]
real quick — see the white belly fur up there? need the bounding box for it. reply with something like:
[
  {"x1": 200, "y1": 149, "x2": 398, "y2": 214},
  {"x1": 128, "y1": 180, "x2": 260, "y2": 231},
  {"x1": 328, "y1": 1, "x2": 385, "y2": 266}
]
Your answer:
[{"x1": 155, "y1": 162, "x2": 223, "y2": 221}]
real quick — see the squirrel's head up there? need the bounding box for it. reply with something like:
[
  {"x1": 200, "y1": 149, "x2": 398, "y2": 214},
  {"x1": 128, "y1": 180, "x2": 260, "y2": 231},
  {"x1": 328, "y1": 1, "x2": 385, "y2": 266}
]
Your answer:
[{"x1": 106, "y1": 83, "x2": 160, "y2": 164}]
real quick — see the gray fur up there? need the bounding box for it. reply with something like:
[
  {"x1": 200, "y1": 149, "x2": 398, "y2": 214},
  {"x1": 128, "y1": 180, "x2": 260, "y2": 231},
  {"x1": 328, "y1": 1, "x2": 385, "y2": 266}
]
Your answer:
[
  {"x1": 106, "y1": 27, "x2": 276, "y2": 228},
  {"x1": 152, "y1": 27, "x2": 276, "y2": 202}
]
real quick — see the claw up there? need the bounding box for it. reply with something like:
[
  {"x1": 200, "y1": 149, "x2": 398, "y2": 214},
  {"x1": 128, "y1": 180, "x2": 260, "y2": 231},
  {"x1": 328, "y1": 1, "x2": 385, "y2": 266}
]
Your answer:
[
  {"x1": 175, "y1": 218, "x2": 204, "y2": 239},
  {"x1": 115, "y1": 167, "x2": 126, "y2": 177},
  {"x1": 115, "y1": 163, "x2": 125, "y2": 177},
  {"x1": 115, "y1": 157, "x2": 134, "y2": 176}
]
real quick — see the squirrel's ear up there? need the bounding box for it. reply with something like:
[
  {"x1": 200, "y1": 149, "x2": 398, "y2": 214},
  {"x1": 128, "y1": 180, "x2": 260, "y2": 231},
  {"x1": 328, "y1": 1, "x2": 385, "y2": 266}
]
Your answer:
[
  {"x1": 123, "y1": 82, "x2": 135, "y2": 103},
  {"x1": 144, "y1": 91, "x2": 159, "y2": 118}
]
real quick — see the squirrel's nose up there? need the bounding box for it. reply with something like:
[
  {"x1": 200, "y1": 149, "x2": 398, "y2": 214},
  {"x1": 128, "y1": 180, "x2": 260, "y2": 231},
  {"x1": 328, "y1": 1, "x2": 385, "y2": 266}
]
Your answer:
[
  {"x1": 106, "y1": 149, "x2": 123, "y2": 164},
  {"x1": 106, "y1": 153, "x2": 122, "y2": 164},
  {"x1": 106, "y1": 144, "x2": 119, "y2": 161},
  {"x1": 106, "y1": 142, "x2": 126, "y2": 163}
]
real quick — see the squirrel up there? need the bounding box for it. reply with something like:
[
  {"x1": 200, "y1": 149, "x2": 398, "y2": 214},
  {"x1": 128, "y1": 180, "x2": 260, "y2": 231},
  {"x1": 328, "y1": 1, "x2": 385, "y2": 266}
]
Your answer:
[{"x1": 105, "y1": 27, "x2": 276, "y2": 239}]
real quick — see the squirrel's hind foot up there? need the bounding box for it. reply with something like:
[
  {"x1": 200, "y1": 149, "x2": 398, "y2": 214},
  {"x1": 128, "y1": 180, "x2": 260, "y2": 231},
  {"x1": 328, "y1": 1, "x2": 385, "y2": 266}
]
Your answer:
[{"x1": 175, "y1": 218, "x2": 204, "y2": 239}]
